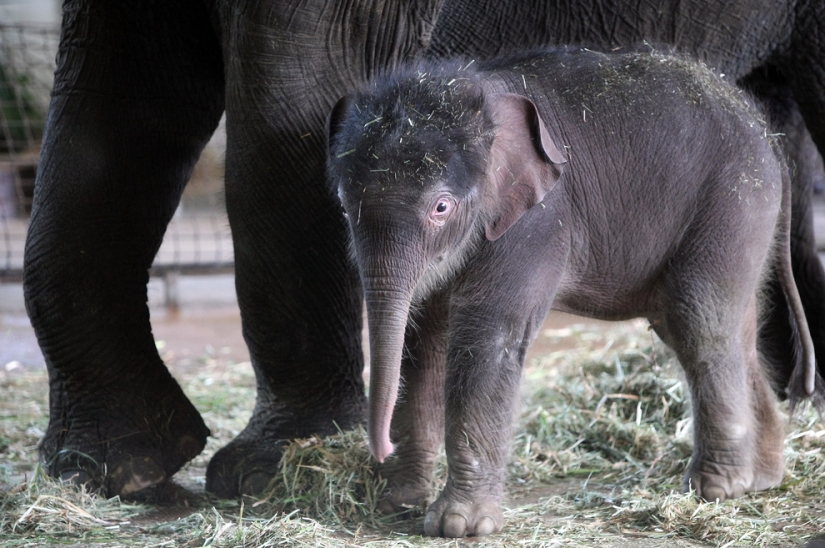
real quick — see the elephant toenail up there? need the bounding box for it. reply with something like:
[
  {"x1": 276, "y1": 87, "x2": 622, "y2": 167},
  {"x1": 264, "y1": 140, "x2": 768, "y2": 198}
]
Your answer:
[
  {"x1": 376, "y1": 498, "x2": 399, "y2": 515},
  {"x1": 423, "y1": 511, "x2": 441, "y2": 536},
  {"x1": 701, "y1": 485, "x2": 727, "y2": 503},
  {"x1": 116, "y1": 458, "x2": 166, "y2": 496},
  {"x1": 475, "y1": 515, "x2": 497, "y2": 535},
  {"x1": 443, "y1": 513, "x2": 468, "y2": 538},
  {"x1": 177, "y1": 435, "x2": 205, "y2": 459}
]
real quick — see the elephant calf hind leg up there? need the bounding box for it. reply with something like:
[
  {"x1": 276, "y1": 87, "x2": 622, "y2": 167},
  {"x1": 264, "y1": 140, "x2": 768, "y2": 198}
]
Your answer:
[{"x1": 662, "y1": 299, "x2": 784, "y2": 501}]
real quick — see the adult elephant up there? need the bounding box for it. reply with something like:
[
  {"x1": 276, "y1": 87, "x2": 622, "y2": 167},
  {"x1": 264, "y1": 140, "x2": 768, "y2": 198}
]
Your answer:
[{"x1": 24, "y1": 0, "x2": 825, "y2": 499}]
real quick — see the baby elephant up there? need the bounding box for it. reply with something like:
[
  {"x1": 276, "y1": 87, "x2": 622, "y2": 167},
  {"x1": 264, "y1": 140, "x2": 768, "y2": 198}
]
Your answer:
[{"x1": 327, "y1": 48, "x2": 819, "y2": 538}]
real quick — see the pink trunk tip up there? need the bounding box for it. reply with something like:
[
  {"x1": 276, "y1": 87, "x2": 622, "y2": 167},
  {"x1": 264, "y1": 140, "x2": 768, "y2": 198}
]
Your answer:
[{"x1": 368, "y1": 424, "x2": 395, "y2": 463}]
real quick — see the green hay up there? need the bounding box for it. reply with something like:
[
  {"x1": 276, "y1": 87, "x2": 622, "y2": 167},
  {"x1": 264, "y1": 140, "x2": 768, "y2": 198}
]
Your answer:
[
  {"x1": 1, "y1": 319, "x2": 823, "y2": 546},
  {"x1": 249, "y1": 428, "x2": 389, "y2": 528}
]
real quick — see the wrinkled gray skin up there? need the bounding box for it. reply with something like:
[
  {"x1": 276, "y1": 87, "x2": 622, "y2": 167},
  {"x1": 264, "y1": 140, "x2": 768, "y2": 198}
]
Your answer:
[
  {"x1": 328, "y1": 50, "x2": 818, "y2": 537},
  {"x1": 25, "y1": 0, "x2": 825, "y2": 500}
]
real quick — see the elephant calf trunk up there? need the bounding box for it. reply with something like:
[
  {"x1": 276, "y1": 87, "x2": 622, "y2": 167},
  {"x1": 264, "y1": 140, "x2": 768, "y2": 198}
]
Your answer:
[{"x1": 365, "y1": 287, "x2": 414, "y2": 463}]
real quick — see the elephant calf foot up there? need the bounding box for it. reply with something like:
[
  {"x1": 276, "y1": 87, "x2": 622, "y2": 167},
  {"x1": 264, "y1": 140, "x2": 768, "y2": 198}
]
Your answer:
[
  {"x1": 685, "y1": 464, "x2": 753, "y2": 501},
  {"x1": 423, "y1": 485, "x2": 504, "y2": 537},
  {"x1": 687, "y1": 387, "x2": 785, "y2": 501},
  {"x1": 684, "y1": 459, "x2": 783, "y2": 501},
  {"x1": 684, "y1": 434, "x2": 784, "y2": 501},
  {"x1": 376, "y1": 451, "x2": 438, "y2": 515}
]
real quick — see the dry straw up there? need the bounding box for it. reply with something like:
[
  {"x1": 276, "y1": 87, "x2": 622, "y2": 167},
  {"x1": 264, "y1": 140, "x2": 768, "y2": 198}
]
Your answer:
[{"x1": 1, "y1": 319, "x2": 823, "y2": 546}]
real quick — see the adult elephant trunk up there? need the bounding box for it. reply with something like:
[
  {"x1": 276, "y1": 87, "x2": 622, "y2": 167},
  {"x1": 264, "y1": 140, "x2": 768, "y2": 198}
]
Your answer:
[{"x1": 360, "y1": 245, "x2": 422, "y2": 464}]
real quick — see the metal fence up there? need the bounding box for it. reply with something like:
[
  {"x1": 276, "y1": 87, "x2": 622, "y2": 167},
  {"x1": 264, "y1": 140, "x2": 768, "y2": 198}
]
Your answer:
[
  {"x1": 0, "y1": 24, "x2": 233, "y2": 293},
  {"x1": 0, "y1": 24, "x2": 54, "y2": 280}
]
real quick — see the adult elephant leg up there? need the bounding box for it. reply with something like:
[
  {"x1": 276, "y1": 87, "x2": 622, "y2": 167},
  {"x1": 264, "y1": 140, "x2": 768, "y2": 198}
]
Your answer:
[
  {"x1": 785, "y1": 3, "x2": 825, "y2": 384},
  {"x1": 743, "y1": 74, "x2": 825, "y2": 392},
  {"x1": 203, "y1": 0, "x2": 449, "y2": 498},
  {"x1": 204, "y1": 36, "x2": 366, "y2": 498},
  {"x1": 783, "y1": 108, "x2": 825, "y2": 383},
  {"x1": 204, "y1": 129, "x2": 366, "y2": 497},
  {"x1": 23, "y1": 0, "x2": 225, "y2": 496}
]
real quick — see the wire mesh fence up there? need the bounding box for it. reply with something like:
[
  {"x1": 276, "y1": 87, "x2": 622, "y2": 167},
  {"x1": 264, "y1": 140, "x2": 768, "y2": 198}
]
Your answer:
[
  {"x1": 0, "y1": 24, "x2": 54, "y2": 279},
  {"x1": 0, "y1": 24, "x2": 233, "y2": 285}
]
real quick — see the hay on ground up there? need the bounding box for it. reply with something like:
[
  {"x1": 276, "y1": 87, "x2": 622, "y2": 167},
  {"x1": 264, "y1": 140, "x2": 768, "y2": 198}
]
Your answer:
[{"x1": 1, "y1": 319, "x2": 823, "y2": 546}]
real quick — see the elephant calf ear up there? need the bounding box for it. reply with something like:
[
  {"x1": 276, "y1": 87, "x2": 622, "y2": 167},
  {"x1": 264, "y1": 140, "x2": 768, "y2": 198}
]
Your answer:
[{"x1": 485, "y1": 93, "x2": 566, "y2": 241}]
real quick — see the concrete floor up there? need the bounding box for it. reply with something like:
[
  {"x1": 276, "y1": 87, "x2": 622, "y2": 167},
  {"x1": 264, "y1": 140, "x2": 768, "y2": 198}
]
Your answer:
[
  {"x1": 1, "y1": 274, "x2": 247, "y2": 371},
  {"x1": 0, "y1": 273, "x2": 611, "y2": 376}
]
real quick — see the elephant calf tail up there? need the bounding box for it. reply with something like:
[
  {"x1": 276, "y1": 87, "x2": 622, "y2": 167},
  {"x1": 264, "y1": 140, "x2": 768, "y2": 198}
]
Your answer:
[{"x1": 772, "y1": 155, "x2": 824, "y2": 416}]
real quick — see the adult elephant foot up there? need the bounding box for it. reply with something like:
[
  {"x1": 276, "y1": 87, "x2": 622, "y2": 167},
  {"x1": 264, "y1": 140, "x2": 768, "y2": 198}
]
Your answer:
[
  {"x1": 376, "y1": 484, "x2": 432, "y2": 516},
  {"x1": 41, "y1": 366, "x2": 209, "y2": 497},
  {"x1": 205, "y1": 390, "x2": 367, "y2": 498},
  {"x1": 203, "y1": 430, "x2": 284, "y2": 498},
  {"x1": 423, "y1": 483, "x2": 504, "y2": 538}
]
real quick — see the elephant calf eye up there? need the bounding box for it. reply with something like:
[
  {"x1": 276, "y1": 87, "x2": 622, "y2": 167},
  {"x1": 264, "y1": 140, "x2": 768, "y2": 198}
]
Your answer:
[{"x1": 428, "y1": 195, "x2": 457, "y2": 226}]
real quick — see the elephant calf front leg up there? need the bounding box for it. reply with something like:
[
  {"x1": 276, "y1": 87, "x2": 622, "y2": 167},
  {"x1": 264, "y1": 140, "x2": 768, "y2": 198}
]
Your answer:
[
  {"x1": 423, "y1": 322, "x2": 527, "y2": 537},
  {"x1": 378, "y1": 296, "x2": 448, "y2": 514}
]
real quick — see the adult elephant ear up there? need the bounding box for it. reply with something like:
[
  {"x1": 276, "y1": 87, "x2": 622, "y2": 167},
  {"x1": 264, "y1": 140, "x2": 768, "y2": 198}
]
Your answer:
[
  {"x1": 485, "y1": 93, "x2": 566, "y2": 241},
  {"x1": 327, "y1": 95, "x2": 353, "y2": 153}
]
